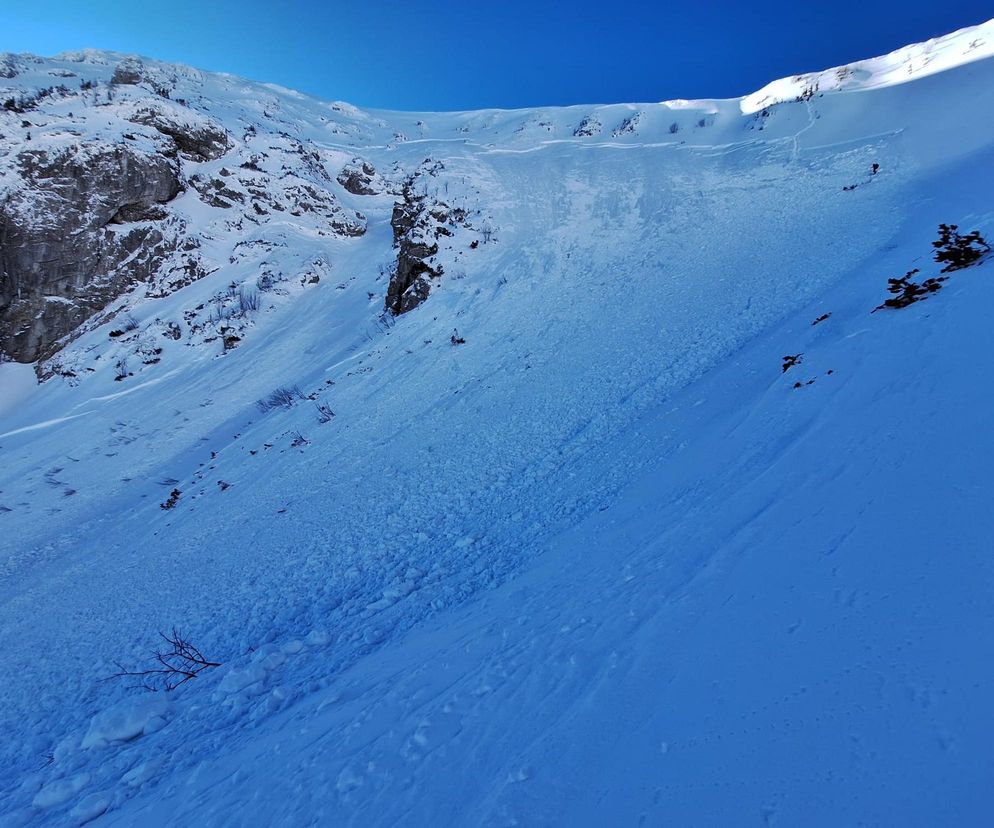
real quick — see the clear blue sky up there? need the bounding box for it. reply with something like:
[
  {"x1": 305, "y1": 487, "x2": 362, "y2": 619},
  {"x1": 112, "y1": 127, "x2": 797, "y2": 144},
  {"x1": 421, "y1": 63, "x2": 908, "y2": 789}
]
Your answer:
[{"x1": 3, "y1": 1, "x2": 991, "y2": 110}]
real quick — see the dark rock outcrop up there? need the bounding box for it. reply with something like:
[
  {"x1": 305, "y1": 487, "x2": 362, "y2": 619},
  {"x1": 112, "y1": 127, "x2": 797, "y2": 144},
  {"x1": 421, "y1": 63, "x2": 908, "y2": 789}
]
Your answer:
[
  {"x1": 0, "y1": 54, "x2": 19, "y2": 80},
  {"x1": 189, "y1": 174, "x2": 246, "y2": 209},
  {"x1": 284, "y1": 182, "x2": 366, "y2": 236},
  {"x1": 129, "y1": 106, "x2": 231, "y2": 162},
  {"x1": 200, "y1": 168, "x2": 367, "y2": 235},
  {"x1": 385, "y1": 191, "x2": 442, "y2": 315},
  {"x1": 337, "y1": 160, "x2": 379, "y2": 195},
  {"x1": 574, "y1": 116, "x2": 602, "y2": 137},
  {"x1": 111, "y1": 56, "x2": 145, "y2": 86},
  {"x1": 612, "y1": 112, "x2": 642, "y2": 136},
  {"x1": 0, "y1": 53, "x2": 372, "y2": 368},
  {"x1": 0, "y1": 144, "x2": 182, "y2": 362},
  {"x1": 385, "y1": 166, "x2": 462, "y2": 315}
]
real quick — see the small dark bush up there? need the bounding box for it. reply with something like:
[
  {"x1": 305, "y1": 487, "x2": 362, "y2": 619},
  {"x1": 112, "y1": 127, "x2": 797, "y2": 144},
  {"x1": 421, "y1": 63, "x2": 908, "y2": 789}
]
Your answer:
[
  {"x1": 873, "y1": 268, "x2": 946, "y2": 311},
  {"x1": 781, "y1": 354, "x2": 802, "y2": 373},
  {"x1": 932, "y1": 224, "x2": 990, "y2": 272},
  {"x1": 160, "y1": 488, "x2": 182, "y2": 509},
  {"x1": 257, "y1": 385, "x2": 304, "y2": 412}
]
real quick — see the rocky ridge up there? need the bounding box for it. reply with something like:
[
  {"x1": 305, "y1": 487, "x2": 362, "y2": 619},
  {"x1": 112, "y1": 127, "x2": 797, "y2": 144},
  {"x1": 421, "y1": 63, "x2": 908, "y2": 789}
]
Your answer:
[{"x1": 0, "y1": 53, "x2": 371, "y2": 368}]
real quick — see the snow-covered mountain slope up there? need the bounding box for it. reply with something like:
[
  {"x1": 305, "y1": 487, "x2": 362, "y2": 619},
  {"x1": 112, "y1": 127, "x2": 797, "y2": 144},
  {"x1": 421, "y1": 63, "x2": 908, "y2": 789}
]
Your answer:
[{"x1": 1, "y1": 18, "x2": 994, "y2": 826}]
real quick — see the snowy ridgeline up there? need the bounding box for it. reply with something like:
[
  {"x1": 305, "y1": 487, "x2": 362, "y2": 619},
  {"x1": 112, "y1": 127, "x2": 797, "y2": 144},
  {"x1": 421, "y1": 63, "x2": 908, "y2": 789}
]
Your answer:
[{"x1": 1, "y1": 18, "x2": 994, "y2": 827}]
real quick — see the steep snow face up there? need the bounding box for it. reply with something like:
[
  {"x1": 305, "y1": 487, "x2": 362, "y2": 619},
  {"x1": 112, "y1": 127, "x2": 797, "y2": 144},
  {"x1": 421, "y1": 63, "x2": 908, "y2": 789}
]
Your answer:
[
  {"x1": 1, "y1": 18, "x2": 994, "y2": 827},
  {"x1": 742, "y1": 18, "x2": 994, "y2": 112}
]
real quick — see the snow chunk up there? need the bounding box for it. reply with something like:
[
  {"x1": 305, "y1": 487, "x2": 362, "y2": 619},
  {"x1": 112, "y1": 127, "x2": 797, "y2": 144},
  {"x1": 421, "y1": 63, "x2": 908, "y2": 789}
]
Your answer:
[
  {"x1": 336, "y1": 764, "x2": 364, "y2": 794},
  {"x1": 70, "y1": 791, "x2": 111, "y2": 824},
  {"x1": 217, "y1": 663, "x2": 267, "y2": 694},
  {"x1": 304, "y1": 628, "x2": 330, "y2": 647},
  {"x1": 122, "y1": 757, "x2": 164, "y2": 787},
  {"x1": 32, "y1": 772, "x2": 90, "y2": 809},
  {"x1": 258, "y1": 650, "x2": 286, "y2": 671},
  {"x1": 52, "y1": 733, "x2": 79, "y2": 763},
  {"x1": 81, "y1": 696, "x2": 170, "y2": 749}
]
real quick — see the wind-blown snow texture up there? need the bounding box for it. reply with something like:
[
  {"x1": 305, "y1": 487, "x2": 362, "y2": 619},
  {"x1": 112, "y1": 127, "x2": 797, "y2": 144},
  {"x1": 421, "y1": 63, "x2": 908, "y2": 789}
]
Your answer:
[{"x1": 2, "y1": 19, "x2": 994, "y2": 826}]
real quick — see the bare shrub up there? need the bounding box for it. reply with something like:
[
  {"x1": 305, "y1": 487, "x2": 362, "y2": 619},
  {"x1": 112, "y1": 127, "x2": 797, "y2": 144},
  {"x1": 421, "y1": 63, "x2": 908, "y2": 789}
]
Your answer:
[
  {"x1": 315, "y1": 402, "x2": 335, "y2": 423},
  {"x1": 257, "y1": 385, "x2": 304, "y2": 412},
  {"x1": 238, "y1": 287, "x2": 261, "y2": 313},
  {"x1": 208, "y1": 300, "x2": 228, "y2": 325},
  {"x1": 110, "y1": 628, "x2": 221, "y2": 691}
]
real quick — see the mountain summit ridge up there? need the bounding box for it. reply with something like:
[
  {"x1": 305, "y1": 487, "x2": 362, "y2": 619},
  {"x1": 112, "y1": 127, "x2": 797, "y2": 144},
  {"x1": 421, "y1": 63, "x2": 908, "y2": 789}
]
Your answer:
[
  {"x1": 8, "y1": 15, "x2": 994, "y2": 115},
  {"x1": 3, "y1": 18, "x2": 993, "y2": 369}
]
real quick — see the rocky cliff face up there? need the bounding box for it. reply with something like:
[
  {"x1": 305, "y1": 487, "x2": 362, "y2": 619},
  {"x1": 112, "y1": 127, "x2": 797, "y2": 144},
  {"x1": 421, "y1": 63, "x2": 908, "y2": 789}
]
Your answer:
[
  {"x1": 385, "y1": 163, "x2": 476, "y2": 316},
  {"x1": 0, "y1": 51, "x2": 370, "y2": 367},
  {"x1": 386, "y1": 183, "x2": 444, "y2": 315},
  {"x1": 0, "y1": 143, "x2": 182, "y2": 362},
  {"x1": 0, "y1": 50, "x2": 517, "y2": 375}
]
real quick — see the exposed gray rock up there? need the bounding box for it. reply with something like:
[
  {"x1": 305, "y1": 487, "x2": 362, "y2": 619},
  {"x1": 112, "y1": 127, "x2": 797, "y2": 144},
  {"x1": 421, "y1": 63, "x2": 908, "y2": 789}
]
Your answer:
[
  {"x1": 189, "y1": 174, "x2": 246, "y2": 209},
  {"x1": 0, "y1": 54, "x2": 19, "y2": 80},
  {"x1": 574, "y1": 116, "x2": 602, "y2": 137},
  {"x1": 337, "y1": 160, "x2": 379, "y2": 195},
  {"x1": 129, "y1": 106, "x2": 231, "y2": 162},
  {"x1": 385, "y1": 167, "x2": 457, "y2": 315},
  {"x1": 612, "y1": 112, "x2": 642, "y2": 136},
  {"x1": 208, "y1": 165, "x2": 366, "y2": 235},
  {"x1": 385, "y1": 194, "x2": 440, "y2": 315},
  {"x1": 0, "y1": 54, "x2": 372, "y2": 369},
  {"x1": 111, "y1": 57, "x2": 145, "y2": 86},
  {"x1": 0, "y1": 144, "x2": 182, "y2": 363},
  {"x1": 284, "y1": 182, "x2": 366, "y2": 236},
  {"x1": 108, "y1": 202, "x2": 170, "y2": 223}
]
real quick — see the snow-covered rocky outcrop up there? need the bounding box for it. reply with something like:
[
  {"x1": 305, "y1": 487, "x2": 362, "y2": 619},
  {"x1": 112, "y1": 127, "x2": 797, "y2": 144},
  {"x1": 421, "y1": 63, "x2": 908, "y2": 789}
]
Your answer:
[
  {"x1": 1, "y1": 140, "x2": 182, "y2": 363},
  {"x1": 0, "y1": 53, "x2": 366, "y2": 366},
  {"x1": 2, "y1": 18, "x2": 994, "y2": 827}
]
